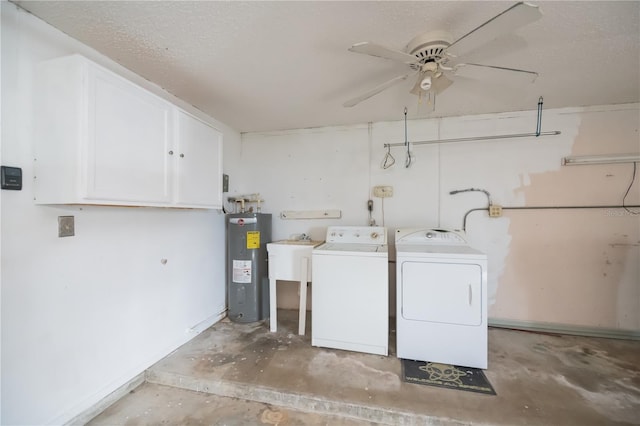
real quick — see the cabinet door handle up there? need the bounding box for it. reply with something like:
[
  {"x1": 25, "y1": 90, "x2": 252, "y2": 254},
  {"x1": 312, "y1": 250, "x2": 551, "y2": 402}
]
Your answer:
[
  {"x1": 180, "y1": 153, "x2": 184, "y2": 158},
  {"x1": 168, "y1": 150, "x2": 174, "y2": 155},
  {"x1": 468, "y1": 285, "x2": 472, "y2": 306}
]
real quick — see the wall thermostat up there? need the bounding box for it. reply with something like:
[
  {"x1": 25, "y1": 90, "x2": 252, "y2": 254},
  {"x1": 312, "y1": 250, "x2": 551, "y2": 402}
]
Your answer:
[{"x1": 1, "y1": 166, "x2": 22, "y2": 190}]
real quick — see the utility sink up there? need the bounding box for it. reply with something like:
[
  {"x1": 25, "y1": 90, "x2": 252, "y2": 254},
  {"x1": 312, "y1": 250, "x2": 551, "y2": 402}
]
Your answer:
[{"x1": 266, "y1": 239, "x2": 324, "y2": 335}]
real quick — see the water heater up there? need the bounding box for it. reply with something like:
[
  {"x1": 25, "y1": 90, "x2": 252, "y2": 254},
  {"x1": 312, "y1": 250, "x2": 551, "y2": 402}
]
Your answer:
[{"x1": 226, "y1": 213, "x2": 272, "y2": 322}]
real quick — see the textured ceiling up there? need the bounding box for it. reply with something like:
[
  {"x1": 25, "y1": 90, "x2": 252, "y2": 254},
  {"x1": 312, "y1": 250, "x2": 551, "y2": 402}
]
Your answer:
[{"x1": 14, "y1": 1, "x2": 640, "y2": 133}]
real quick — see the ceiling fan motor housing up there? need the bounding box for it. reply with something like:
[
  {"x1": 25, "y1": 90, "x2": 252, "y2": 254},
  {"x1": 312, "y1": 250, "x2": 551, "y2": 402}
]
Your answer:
[{"x1": 406, "y1": 30, "x2": 453, "y2": 70}]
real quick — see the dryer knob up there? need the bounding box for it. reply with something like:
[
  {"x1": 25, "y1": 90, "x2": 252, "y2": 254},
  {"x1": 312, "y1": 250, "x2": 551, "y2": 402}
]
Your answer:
[{"x1": 426, "y1": 232, "x2": 435, "y2": 239}]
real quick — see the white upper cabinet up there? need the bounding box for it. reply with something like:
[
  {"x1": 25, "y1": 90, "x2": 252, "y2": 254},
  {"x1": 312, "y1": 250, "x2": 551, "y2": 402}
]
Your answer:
[{"x1": 34, "y1": 54, "x2": 222, "y2": 209}]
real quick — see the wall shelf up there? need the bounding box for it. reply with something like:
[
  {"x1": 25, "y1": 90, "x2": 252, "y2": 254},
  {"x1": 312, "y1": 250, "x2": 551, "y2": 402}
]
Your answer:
[{"x1": 280, "y1": 209, "x2": 341, "y2": 220}]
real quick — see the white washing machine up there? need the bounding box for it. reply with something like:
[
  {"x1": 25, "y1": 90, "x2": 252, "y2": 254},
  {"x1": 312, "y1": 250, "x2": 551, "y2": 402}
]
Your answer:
[
  {"x1": 312, "y1": 226, "x2": 388, "y2": 356},
  {"x1": 395, "y1": 228, "x2": 487, "y2": 369}
]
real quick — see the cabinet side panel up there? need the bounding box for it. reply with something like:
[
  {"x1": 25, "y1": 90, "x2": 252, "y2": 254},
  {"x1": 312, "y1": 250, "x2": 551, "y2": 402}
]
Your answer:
[{"x1": 34, "y1": 56, "x2": 84, "y2": 203}]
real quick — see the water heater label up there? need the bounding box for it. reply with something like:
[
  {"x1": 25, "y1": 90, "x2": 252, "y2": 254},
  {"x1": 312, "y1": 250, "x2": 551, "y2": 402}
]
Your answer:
[
  {"x1": 232, "y1": 260, "x2": 252, "y2": 283},
  {"x1": 246, "y1": 231, "x2": 260, "y2": 249}
]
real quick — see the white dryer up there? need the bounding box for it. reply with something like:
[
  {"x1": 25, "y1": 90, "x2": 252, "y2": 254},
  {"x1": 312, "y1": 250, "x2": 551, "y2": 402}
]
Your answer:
[{"x1": 395, "y1": 228, "x2": 487, "y2": 369}]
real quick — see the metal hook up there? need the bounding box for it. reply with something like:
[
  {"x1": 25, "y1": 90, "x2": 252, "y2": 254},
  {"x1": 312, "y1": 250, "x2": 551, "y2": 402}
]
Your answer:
[
  {"x1": 536, "y1": 96, "x2": 543, "y2": 137},
  {"x1": 381, "y1": 144, "x2": 395, "y2": 169},
  {"x1": 404, "y1": 107, "x2": 412, "y2": 168}
]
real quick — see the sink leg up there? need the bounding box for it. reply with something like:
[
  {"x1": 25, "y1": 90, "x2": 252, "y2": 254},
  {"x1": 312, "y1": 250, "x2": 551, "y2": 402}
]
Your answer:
[{"x1": 298, "y1": 257, "x2": 308, "y2": 335}]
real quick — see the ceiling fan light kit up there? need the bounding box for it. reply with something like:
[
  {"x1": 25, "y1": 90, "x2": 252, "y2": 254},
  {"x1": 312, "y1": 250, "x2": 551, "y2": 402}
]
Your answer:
[
  {"x1": 419, "y1": 76, "x2": 432, "y2": 91},
  {"x1": 343, "y1": 1, "x2": 543, "y2": 108}
]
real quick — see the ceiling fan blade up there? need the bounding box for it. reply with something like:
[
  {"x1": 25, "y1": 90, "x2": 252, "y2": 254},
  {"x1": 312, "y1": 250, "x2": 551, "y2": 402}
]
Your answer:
[
  {"x1": 348, "y1": 42, "x2": 419, "y2": 65},
  {"x1": 410, "y1": 72, "x2": 453, "y2": 96},
  {"x1": 446, "y1": 2, "x2": 542, "y2": 58},
  {"x1": 343, "y1": 73, "x2": 414, "y2": 107},
  {"x1": 342, "y1": 74, "x2": 411, "y2": 108},
  {"x1": 453, "y1": 62, "x2": 538, "y2": 82}
]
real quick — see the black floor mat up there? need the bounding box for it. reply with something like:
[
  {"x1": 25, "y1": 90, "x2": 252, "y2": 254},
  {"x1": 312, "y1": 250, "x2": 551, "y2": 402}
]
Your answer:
[{"x1": 402, "y1": 359, "x2": 496, "y2": 395}]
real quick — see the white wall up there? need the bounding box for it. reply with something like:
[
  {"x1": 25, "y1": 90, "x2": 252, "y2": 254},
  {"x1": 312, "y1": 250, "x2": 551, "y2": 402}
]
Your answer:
[
  {"x1": 235, "y1": 104, "x2": 640, "y2": 333},
  {"x1": 1, "y1": 4, "x2": 239, "y2": 424}
]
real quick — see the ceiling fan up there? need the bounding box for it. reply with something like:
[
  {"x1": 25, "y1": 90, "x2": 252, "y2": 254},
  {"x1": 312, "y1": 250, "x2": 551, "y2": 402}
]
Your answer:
[{"x1": 343, "y1": 2, "x2": 542, "y2": 108}]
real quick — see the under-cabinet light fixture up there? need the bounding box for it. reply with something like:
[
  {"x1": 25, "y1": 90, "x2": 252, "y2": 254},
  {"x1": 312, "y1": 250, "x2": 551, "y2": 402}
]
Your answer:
[{"x1": 562, "y1": 154, "x2": 640, "y2": 166}]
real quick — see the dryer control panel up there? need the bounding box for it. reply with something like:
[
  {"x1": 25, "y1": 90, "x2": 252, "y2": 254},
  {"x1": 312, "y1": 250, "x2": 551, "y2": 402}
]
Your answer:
[{"x1": 396, "y1": 228, "x2": 466, "y2": 245}]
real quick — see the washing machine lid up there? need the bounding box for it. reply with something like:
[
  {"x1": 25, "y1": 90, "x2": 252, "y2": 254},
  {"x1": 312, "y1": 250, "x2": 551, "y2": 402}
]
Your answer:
[{"x1": 314, "y1": 242, "x2": 388, "y2": 256}]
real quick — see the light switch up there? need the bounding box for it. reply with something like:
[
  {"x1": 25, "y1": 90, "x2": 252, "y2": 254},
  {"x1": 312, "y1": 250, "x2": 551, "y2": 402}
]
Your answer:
[{"x1": 222, "y1": 174, "x2": 229, "y2": 192}]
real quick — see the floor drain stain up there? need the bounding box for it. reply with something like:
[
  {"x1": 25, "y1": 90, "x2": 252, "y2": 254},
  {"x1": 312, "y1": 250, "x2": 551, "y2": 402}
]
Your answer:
[{"x1": 260, "y1": 407, "x2": 288, "y2": 424}]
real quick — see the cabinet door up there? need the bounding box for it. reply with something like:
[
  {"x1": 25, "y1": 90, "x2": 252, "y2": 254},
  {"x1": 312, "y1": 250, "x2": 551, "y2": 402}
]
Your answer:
[
  {"x1": 173, "y1": 110, "x2": 222, "y2": 207},
  {"x1": 85, "y1": 65, "x2": 172, "y2": 203}
]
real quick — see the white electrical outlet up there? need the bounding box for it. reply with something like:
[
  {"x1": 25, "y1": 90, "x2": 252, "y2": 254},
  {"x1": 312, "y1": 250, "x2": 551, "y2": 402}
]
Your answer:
[{"x1": 373, "y1": 186, "x2": 393, "y2": 198}]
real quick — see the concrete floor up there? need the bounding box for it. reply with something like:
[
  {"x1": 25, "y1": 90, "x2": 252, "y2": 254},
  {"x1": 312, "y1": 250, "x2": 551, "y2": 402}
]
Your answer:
[{"x1": 90, "y1": 310, "x2": 640, "y2": 425}]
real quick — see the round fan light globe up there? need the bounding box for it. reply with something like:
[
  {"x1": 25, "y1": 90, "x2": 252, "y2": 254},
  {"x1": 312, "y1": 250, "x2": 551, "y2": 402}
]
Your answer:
[{"x1": 420, "y1": 76, "x2": 432, "y2": 90}]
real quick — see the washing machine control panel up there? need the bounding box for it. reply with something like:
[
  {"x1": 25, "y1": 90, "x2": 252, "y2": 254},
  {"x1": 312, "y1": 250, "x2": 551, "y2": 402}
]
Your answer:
[
  {"x1": 396, "y1": 228, "x2": 467, "y2": 245},
  {"x1": 326, "y1": 226, "x2": 387, "y2": 244}
]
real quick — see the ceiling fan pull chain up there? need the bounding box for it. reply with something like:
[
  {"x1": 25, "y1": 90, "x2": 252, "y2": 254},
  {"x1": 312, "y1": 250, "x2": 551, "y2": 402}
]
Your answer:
[{"x1": 536, "y1": 96, "x2": 543, "y2": 137}]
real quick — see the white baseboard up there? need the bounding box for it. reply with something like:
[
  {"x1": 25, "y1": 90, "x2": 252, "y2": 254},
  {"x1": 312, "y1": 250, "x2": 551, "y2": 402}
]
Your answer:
[
  {"x1": 489, "y1": 318, "x2": 640, "y2": 340},
  {"x1": 63, "y1": 373, "x2": 145, "y2": 426},
  {"x1": 186, "y1": 308, "x2": 227, "y2": 336}
]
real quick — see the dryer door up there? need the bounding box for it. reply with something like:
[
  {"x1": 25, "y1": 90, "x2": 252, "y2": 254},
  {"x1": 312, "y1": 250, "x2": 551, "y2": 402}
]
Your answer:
[{"x1": 401, "y1": 261, "x2": 482, "y2": 326}]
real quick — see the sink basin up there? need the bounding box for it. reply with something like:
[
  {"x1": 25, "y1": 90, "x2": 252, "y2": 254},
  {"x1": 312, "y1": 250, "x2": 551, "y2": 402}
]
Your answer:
[
  {"x1": 272, "y1": 240, "x2": 323, "y2": 246},
  {"x1": 267, "y1": 240, "x2": 324, "y2": 281}
]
